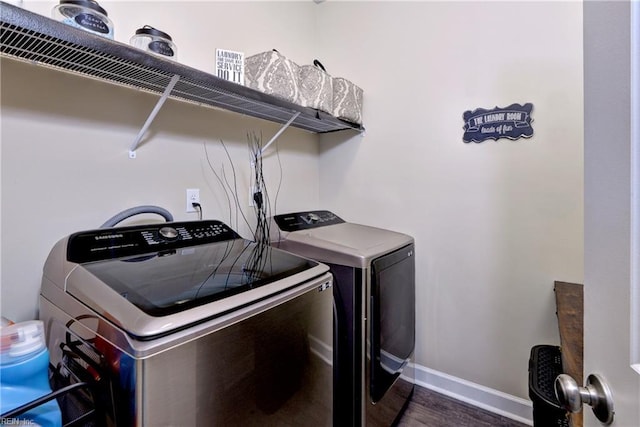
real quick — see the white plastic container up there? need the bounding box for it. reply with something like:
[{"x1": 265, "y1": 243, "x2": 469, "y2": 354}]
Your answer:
[
  {"x1": 0, "y1": 320, "x2": 62, "y2": 427},
  {"x1": 130, "y1": 26, "x2": 177, "y2": 60},
  {"x1": 52, "y1": 0, "x2": 114, "y2": 39}
]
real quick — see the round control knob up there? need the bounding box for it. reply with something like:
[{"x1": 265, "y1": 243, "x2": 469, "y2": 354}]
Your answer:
[{"x1": 159, "y1": 226, "x2": 179, "y2": 240}]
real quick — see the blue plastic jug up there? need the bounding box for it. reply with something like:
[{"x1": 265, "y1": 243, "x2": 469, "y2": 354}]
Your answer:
[{"x1": 1, "y1": 320, "x2": 62, "y2": 427}]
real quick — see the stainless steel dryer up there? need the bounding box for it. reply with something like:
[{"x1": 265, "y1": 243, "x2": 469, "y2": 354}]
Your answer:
[
  {"x1": 271, "y1": 211, "x2": 415, "y2": 427},
  {"x1": 40, "y1": 220, "x2": 334, "y2": 426}
]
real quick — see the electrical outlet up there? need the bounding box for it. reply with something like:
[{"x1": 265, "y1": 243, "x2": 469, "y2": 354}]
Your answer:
[{"x1": 186, "y1": 189, "x2": 200, "y2": 212}]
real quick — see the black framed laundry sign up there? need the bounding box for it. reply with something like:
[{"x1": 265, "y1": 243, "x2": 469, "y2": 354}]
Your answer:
[{"x1": 462, "y1": 103, "x2": 534, "y2": 143}]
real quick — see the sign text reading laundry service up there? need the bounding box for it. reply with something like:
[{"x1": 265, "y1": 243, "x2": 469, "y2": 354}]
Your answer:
[{"x1": 462, "y1": 103, "x2": 534, "y2": 143}]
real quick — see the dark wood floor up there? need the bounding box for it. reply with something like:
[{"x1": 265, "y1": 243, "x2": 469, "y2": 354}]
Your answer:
[{"x1": 396, "y1": 386, "x2": 529, "y2": 427}]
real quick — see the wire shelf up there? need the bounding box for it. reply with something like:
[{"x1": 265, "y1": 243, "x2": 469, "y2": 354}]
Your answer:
[{"x1": 0, "y1": 2, "x2": 363, "y2": 134}]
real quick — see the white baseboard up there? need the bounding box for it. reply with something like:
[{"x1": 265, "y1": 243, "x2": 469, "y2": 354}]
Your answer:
[{"x1": 407, "y1": 363, "x2": 534, "y2": 426}]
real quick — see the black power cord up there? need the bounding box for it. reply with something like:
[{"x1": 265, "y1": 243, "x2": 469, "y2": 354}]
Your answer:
[
  {"x1": 191, "y1": 202, "x2": 203, "y2": 220},
  {"x1": 248, "y1": 132, "x2": 272, "y2": 246},
  {"x1": 252, "y1": 191, "x2": 263, "y2": 209}
]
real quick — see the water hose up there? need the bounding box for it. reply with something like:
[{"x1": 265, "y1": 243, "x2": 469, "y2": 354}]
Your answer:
[{"x1": 100, "y1": 205, "x2": 173, "y2": 228}]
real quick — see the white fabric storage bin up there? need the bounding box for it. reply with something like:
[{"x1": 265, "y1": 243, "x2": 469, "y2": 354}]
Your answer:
[
  {"x1": 244, "y1": 50, "x2": 300, "y2": 104},
  {"x1": 332, "y1": 77, "x2": 363, "y2": 125},
  {"x1": 298, "y1": 60, "x2": 333, "y2": 114}
]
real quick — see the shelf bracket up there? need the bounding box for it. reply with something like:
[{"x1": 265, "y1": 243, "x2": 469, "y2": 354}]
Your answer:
[
  {"x1": 129, "y1": 74, "x2": 180, "y2": 158},
  {"x1": 258, "y1": 111, "x2": 301, "y2": 158}
]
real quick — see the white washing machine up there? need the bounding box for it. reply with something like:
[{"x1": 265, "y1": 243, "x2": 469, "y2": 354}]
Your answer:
[{"x1": 271, "y1": 210, "x2": 415, "y2": 427}]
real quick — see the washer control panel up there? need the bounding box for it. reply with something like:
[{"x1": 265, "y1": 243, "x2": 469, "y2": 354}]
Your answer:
[
  {"x1": 274, "y1": 210, "x2": 344, "y2": 232},
  {"x1": 67, "y1": 220, "x2": 240, "y2": 263}
]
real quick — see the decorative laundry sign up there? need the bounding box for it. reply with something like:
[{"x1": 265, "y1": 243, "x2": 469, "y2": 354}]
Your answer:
[{"x1": 462, "y1": 103, "x2": 534, "y2": 143}]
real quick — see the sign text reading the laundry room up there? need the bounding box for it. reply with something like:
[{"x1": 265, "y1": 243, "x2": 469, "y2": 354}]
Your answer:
[
  {"x1": 462, "y1": 103, "x2": 534, "y2": 143},
  {"x1": 472, "y1": 112, "x2": 526, "y2": 126}
]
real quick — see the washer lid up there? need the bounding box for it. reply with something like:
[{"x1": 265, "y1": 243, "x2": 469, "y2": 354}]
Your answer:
[
  {"x1": 277, "y1": 222, "x2": 414, "y2": 268},
  {"x1": 57, "y1": 221, "x2": 327, "y2": 338}
]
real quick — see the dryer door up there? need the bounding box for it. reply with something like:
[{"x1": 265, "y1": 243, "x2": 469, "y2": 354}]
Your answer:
[{"x1": 370, "y1": 243, "x2": 416, "y2": 403}]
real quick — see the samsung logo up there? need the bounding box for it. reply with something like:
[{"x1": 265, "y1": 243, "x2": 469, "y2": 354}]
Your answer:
[
  {"x1": 318, "y1": 281, "x2": 332, "y2": 292},
  {"x1": 95, "y1": 234, "x2": 124, "y2": 240}
]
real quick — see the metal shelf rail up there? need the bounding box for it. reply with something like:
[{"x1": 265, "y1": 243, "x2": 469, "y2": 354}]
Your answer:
[{"x1": 0, "y1": 2, "x2": 363, "y2": 155}]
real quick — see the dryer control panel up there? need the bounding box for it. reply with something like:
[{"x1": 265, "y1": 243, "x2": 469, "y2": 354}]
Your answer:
[
  {"x1": 274, "y1": 210, "x2": 344, "y2": 232},
  {"x1": 67, "y1": 220, "x2": 241, "y2": 263}
]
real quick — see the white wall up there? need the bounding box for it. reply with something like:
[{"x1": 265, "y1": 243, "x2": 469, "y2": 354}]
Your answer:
[
  {"x1": 1, "y1": 0, "x2": 584, "y2": 410},
  {"x1": 316, "y1": 1, "x2": 584, "y2": 400},
  {"x1": 1, "y1": 1, "x2": 322, "y2": 322}
]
